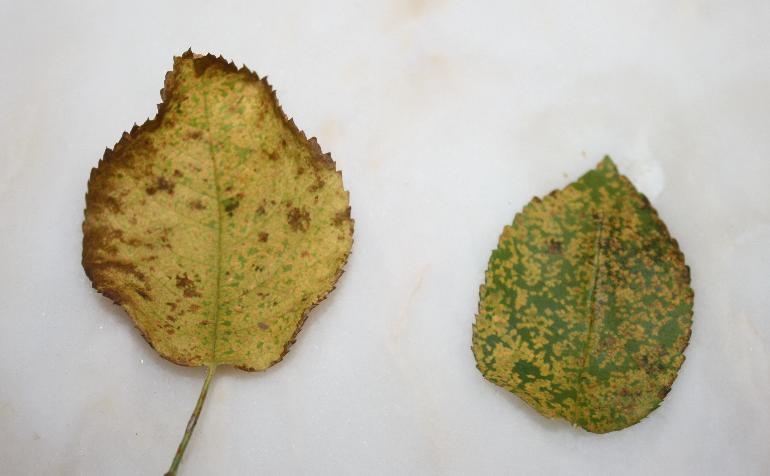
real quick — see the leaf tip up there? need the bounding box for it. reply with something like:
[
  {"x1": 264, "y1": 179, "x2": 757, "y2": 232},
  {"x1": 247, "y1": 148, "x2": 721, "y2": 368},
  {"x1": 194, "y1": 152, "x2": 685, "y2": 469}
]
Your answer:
[{"x1": 598, "y1": 155, "x2": 617, "y2": 172}]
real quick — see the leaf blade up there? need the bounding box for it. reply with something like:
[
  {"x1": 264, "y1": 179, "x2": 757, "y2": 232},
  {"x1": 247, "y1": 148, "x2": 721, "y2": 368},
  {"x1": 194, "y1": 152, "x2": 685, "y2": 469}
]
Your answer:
[
  {"x1": 83, "y1": 51, "x2": 353, "y2": 371},
  {"x1": 472, "y1": 157, "x2": 693, "y2": 433}
]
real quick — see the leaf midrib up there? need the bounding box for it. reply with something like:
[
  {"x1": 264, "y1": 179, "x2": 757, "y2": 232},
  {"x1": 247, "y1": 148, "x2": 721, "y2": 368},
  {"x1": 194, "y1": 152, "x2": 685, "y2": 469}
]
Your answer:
[
  {"x1": 202, "y1": 90, "x2": 224, "y2": 365},
  {"x1": 573, "y1": 213, "x2": 605, "y2": 421}
]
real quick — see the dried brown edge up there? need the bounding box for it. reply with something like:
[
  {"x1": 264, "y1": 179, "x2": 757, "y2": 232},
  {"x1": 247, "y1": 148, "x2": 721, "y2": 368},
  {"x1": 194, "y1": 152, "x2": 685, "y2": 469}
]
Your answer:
[
  {"x1": 83, "y1": 49, "x2": 354, "y2": 370},
  {"x1": 471, "y1": 159, "x2": 694, "y2": 433}
]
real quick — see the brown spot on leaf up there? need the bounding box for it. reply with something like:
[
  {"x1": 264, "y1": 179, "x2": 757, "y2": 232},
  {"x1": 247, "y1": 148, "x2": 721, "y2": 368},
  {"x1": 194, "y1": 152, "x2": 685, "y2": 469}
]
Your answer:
[
  {"x1": 548, "y1": 240, "x2": 562, "y2": 255},
  {"x1": 175, "y1": 273, "x2": 201, "y2": 298},
  {"x1": 146, "y1": 176, "x2": 175, "y2": 195},
  {"x1": 98, "y1": 287, "x2": 126, "y2": 305},
  {"x1": 287, "y1": 206, "x2": 311, "y2": 232},
  {"x1": 103, "y1": 196, "x2": 123, "y2": 214},
  {"x1": 189, "y1": 199, "x2": 206, "y2": 210},
  {"x1": 333, "y1": 207, "x2": 351, "y2": 226},
  {"x1": 157, "y1": 226, "x2": 173, "y2": 249},
  {"x1": 82, "y1": 227, "x2": 121, "y2": 255},
  {"x1": 89, "y1": 260, "x2": 146, "y2": 282},
  {"x1": 658, "y1": 386, "x2": 671, "y2": 400},
  {"x1": 313, "y1": 153, "x2": 335, "y2": 170},
  {"x1": 136, "y1": 288, "x2": 151, "y2": 301},
  {"x1": 308, "y1": 177, "x2": 325, "y2": 192},
  {"x1": 156, "y1": 177, "x2": 175, "y2": 193},
  {"x1": 223, "y1": 193, "x2": 243, "y2": 217}
]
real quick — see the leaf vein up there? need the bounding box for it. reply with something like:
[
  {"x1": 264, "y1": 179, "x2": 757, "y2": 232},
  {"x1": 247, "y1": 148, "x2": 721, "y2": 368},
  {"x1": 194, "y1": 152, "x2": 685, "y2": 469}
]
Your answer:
[{"x1": 573, "y1": 213, "x2": 605, "y2": 421}]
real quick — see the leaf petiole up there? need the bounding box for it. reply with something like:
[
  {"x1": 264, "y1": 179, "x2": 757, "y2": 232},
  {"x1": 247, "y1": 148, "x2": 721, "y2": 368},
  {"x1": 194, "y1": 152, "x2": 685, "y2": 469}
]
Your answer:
[{"x1": 165, "y1": 364, "x2": 217, "y2": 476}]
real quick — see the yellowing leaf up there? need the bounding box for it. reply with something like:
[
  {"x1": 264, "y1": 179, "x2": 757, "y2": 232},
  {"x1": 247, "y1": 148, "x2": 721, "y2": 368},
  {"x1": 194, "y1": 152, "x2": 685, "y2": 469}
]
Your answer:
[
  {"x1": 472, "y1": 157, "x2": 693, "y2": 433},
  {"x1": 82, "y1": 51, "x2": 353, "y2": 473}
]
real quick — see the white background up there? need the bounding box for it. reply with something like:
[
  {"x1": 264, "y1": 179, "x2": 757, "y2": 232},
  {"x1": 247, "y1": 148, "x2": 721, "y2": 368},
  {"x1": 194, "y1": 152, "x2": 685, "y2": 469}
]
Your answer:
[{"x1": 1, "y1": 1, "x2": 769, "y2": 475}]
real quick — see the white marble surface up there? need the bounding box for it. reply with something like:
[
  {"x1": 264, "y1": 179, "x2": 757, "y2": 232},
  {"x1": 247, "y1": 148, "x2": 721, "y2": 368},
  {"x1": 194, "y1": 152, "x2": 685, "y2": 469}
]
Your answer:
[{"x1": 1, "y1": 1, "x2": 769, "y2": 475}]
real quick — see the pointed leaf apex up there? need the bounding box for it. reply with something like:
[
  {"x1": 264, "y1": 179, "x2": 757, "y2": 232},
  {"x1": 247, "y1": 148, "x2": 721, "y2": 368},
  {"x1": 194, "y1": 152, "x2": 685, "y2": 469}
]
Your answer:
[{"x1": 598, "y1": 155, "x2": 617, "y2": 172}]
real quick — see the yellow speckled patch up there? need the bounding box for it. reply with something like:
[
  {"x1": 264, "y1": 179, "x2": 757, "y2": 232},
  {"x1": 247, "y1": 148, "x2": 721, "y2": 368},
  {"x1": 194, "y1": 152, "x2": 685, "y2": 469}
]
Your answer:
[
  {"x1": 83, "y1": 51, "x2": 353, "y2": 372},
  {"x1": 472, "y1": 157, "x2": 693, "y2": 433}
]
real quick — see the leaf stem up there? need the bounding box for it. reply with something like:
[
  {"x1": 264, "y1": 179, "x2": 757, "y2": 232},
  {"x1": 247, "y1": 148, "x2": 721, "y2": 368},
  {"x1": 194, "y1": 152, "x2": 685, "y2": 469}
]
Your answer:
[{"x1": 165, "y1": 365, "x2": 217, "y2": 476}]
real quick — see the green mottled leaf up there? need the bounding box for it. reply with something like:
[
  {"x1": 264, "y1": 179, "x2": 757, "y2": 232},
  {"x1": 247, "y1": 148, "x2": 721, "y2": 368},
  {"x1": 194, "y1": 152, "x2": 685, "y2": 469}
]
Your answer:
[
  {"x1": 472, "y1": 157, "x2": 693, "y2": 433},
  {"x1": 82, "y1": 51, "x2": 353, "y2": 473}
]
